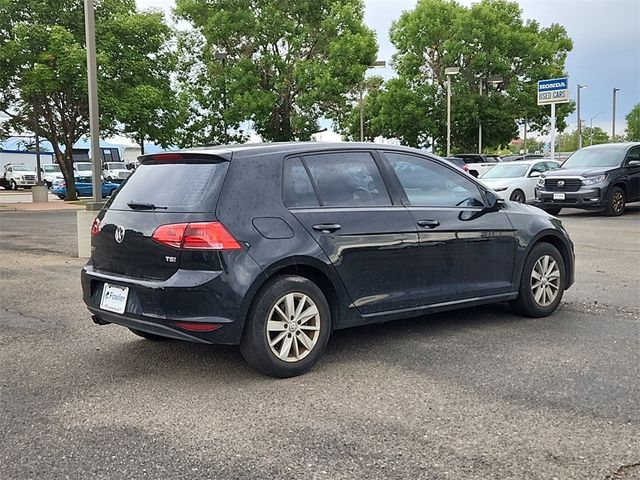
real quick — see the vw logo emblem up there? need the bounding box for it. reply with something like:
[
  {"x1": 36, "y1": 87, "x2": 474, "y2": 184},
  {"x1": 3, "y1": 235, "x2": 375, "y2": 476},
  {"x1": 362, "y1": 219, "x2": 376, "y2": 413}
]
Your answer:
[
  {"x1": 114, "y1": 226, "x2": 125, "y2": 244},
  {"x1": 557, "y1": 180, "x2": 565, "y2": 188}
]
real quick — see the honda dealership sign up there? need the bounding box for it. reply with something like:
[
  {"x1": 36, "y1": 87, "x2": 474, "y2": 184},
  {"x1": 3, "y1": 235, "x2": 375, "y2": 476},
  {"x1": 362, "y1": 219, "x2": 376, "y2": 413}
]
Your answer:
[{"x1": 537, "y1": 77, "x2": 570, "y2": 105}]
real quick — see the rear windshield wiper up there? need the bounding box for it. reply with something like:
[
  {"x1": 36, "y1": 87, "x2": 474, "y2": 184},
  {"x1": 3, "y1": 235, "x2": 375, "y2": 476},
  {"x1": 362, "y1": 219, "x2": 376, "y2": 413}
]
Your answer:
[{"x1": 126, "y1": 202, "x2": 168, "y2": 210}]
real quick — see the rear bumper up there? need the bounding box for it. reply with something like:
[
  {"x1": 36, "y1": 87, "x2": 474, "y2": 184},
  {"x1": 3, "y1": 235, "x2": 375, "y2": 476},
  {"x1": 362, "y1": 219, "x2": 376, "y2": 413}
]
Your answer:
[
  {"x1": 535, "y1": 187, "x2": 606, "y2": 210},
  {"x1": 81, "y1": 264, "x2": 251, "y2": 344}
]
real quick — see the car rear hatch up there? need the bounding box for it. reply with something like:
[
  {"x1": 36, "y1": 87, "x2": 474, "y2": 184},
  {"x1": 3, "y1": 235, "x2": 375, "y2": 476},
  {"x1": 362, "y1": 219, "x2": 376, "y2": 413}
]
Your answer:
[{"x1": 91, "y1": 152, "x2": 231, "y2": 280}]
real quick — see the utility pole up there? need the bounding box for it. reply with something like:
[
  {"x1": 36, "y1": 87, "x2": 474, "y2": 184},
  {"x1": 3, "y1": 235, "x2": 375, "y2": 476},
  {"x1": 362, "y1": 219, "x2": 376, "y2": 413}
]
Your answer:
[
  {"x1": 612, "y1": 88, "x2": 620, "y2": 141},
  {"x1": 445, "y1": 67, "x2": 459, "y2": 156},
  {"x1": 577, "y1": 84, "x2": 587, "y2": 150},
  {"x1": 478, "y1": 80, "x2": 483, "y2": 153},
  {"x1": 84, "y1": 0, "x2": 101, "y2": 205}
]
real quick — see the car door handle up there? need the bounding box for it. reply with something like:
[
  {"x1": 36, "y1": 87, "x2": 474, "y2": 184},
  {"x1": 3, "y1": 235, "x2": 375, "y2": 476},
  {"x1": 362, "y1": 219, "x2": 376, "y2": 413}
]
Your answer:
[
  {"x1": 312, "y1": 224, "x2": 341, "y2": 233},
  {"x1": 417, "y1": 220, "x2": 440, "y2": 229}
]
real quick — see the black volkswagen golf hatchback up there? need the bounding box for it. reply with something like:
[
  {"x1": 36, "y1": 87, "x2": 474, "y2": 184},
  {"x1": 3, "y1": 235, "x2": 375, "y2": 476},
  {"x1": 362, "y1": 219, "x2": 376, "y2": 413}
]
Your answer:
[{"x1": 82, "y1": 143, "x2": 575, "y2": 377}]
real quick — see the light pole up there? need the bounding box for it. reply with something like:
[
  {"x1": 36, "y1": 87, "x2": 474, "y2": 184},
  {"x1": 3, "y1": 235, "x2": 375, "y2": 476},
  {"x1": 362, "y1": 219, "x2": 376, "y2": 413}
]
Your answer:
[
  {"x1": 577, "y1": 84, "x2": 587, "y2": 149},
  {"x1": 84, "y1": 0, "x2": 101, "y2": 205},
  {"x1": 589, "y1": 112, "x2": 604, "y2": 145},
  {"x1": 612, "y1": 87, "x2": 620, "y2": 141},
  {"x1": 359, "y1": 60, "x2": 386, "y2": 142},
  {"x1": 445, "y1": 67, "x2": 460, "y2": 156},
  {"x1": 478, "y1": 76, "x2": 502, "y2": 153}
]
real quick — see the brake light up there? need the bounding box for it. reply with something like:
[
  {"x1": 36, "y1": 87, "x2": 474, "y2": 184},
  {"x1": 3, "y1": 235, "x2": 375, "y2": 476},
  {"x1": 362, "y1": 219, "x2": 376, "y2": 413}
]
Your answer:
[
  {"x1": 152, "y1": 222, "x2": 241, "y2": 250},
  {"x1": 151, "y1": 153, "x2": 183, "y2": 161},
  {"x1": 91, "y1": 217, "x2": 101, "y2": 236}
]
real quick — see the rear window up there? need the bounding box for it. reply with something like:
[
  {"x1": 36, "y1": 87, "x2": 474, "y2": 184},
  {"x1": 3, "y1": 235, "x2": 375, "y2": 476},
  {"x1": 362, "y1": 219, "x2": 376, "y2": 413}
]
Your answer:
[{"x1": 108, "y1": 159, "x2": 229, "y2": 212}]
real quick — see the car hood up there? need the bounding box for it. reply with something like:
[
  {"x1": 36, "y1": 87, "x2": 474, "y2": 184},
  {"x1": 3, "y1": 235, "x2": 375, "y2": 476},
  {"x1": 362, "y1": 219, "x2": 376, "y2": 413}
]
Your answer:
[
  {"x1": 544, "y1": 167, "x2": 611, "y2": 178},
  {"x1": 481, "y1": 178, "x2": 520, "y2": 187}
]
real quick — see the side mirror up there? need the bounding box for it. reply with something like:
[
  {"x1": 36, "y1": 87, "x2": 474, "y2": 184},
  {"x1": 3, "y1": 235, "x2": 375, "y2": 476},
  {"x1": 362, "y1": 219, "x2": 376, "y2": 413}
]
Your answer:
[
  {"x1": 484, "y1": 190, "x2": 505, "y2": 210},
  {"x1": 529, "y1": 171, "x2": 542, "y2": 177}
]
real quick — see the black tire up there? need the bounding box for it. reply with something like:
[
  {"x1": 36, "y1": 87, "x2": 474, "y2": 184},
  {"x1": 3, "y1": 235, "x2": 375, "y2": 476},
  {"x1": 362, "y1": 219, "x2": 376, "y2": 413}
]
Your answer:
[
  {"x1": 128, "y1": 328, "x2": 168, "y2": 341},
  {"x1": 240, "y1": 275, "x2": 331, "y2": 378},
  {"x1": 509, "y1": 189, "x2": 526, "y2": 203},
  {"x1": 511, "y1": 242, "x2": 565, "y2": 318},
  {"x1": 469, "y1": 170, "x2": 479, "y2": 178},
  {"x1": 107, "y1": 176, "x2": 113, "y2": 182},
  {"x1": 58, "y1": 195, "x2": 66, "y2": 200},
  {"x1": 606, "y1": 186, "x2": 625, "y2": 216},
  {"x1": 10, "y1": 180, "x2": 17, "y2": 190},
  {"x1": 544, "y1": 207, "x2": 562, "y2": 215}
]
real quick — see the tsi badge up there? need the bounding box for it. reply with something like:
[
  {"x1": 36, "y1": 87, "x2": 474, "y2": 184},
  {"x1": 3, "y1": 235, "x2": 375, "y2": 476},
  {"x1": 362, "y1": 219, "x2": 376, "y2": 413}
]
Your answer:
[
  {"x1": 114, "y1": 226, "x2": 125, "y2": 244},
  {"x1": 165, "y1": 256, "x2": 177, "y2": 263}
]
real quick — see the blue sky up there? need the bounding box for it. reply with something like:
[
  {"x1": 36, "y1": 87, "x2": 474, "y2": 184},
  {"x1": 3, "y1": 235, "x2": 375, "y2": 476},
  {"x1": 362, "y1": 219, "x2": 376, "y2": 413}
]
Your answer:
[{"x1": 138, "y1": 0, "x2": 640, "y2": 137}]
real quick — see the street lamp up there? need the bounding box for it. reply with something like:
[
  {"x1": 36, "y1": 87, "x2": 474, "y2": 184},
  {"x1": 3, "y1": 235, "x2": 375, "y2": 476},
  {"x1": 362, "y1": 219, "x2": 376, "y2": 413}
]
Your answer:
[
  {"x1": 359, "y1": 60, "x2": 386, "y2": 142},
  {"x1": 214, "y1": 51, "x2": 229, "y2": 144},
  {"x1": 478, "y1": 75, "x2": 503, "y2": 153},
  {"x1": 577, "y1": 84, "x2": 587, "y2": 149},
  {"x1": 445, "y1": 66, "x2": 460, "y2": 156},
  {"x1": 612, "y1": 88, "x2": 621, "y2": 141},
  {"x1": 589, "y1": 112, "x2": 604, "y2": 145}
]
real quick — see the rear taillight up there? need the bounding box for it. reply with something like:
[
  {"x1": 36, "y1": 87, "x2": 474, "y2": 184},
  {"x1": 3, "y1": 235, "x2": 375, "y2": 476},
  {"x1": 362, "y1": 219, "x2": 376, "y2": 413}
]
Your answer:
[
  {"x1": 152, "y1": 222, "x2": 241, "y2": 250},
  {"x1": 463, "y1": 164, "x2": 469, "y2": 172},
  {"x1": 174, "y1": 322, "x2": 222, "y2": 332},
  {"x1": 91, "y1": 217, "x2": 101, "y2": 236}
]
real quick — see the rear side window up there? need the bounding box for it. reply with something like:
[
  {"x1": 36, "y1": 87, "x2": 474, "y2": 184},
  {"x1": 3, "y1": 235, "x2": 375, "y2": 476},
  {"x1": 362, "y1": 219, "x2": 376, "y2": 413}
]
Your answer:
[
  {"x1": 303, "y1": 152, "x2": 391, "y2": 207},
  {"x1": 283, "y1": 158, "x2": 319, "y2": 207},
  {"x1": 108, "y1": 159, "x2": 228, "y2": 212}
]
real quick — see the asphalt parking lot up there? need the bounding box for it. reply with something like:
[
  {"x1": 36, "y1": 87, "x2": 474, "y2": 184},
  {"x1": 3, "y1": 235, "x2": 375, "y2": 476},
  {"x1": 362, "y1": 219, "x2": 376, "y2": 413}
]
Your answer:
[{"x1": 0, "y1": 206, "x2": 638, "y2": 479}]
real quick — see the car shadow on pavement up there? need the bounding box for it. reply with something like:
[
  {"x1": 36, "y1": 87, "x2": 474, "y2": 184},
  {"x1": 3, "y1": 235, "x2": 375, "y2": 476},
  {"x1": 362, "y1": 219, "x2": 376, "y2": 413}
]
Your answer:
[{"x1": 89, "y1": 302, "x2": 528, "y2": 382}]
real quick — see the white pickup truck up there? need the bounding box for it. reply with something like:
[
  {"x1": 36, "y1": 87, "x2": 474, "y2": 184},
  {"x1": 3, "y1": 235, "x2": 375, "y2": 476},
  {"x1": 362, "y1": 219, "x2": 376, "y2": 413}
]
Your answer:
[
  {"x1": 1, "y1": 164, "x2": 37, "y2": 190},
  {"x1": 454, "y1": 154, "x2": 502, "y2": 178}
]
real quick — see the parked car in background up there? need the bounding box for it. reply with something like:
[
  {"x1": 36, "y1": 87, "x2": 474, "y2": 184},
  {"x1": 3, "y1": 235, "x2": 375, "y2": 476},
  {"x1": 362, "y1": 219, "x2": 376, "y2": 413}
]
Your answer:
[
  {"x1": 480, "y1": 159, "x2": 561, "y2": 203},
  {"x1": 443, "y1": 156, "x2": 468, "y2": 172},
  {"x1": 501, "y1": 154, "x2": 544, "y2": 162},
  {"x1": 535, "y1": 142, "x2": 640, "y2": 216},
  {"x1": 40, "y1": 164, "x2": 63, "y2": 187},
  {"x1": 82, "y1": 143, "x2": 575, "y2": 378},
  {"x1": 1, "y1": 163, "x2": 37, "y2": 190},
  {"x1": 51, "y1": 176, "x2": 120, "y2": 200},
  {"x1": 102, "y1": 162, "x2": 131, "y2": 183},
  {"x1": 454, "y1": 154, "x2": 501, "y2": 177}
]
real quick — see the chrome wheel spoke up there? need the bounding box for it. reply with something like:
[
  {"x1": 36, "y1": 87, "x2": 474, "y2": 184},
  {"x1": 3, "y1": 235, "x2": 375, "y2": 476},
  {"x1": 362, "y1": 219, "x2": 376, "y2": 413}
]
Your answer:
[
  {"x1": 267, "y1": 320, "x2": 287, "y2": 332},
  {"x1": 269, "y1": 330, "x2": 287, "y2": 347},
  {"x1": 278, "y1": 334, "x2": 293, "y2": 360},
  {"x1": 284, "y1": 294, "x2": 295, "y2": 319},
  {"x1": 534, "y1": 285, "x2": 544, "y2": 304},
  {"x1": 300, "y1": 324, "x2": 320, "y2": 331},
  {"x1": 298, "y1": 305, "x2": 319, "y2": 324},
  {"x1": 297, "y1": 331, "x2": 315, "y2": 351}
]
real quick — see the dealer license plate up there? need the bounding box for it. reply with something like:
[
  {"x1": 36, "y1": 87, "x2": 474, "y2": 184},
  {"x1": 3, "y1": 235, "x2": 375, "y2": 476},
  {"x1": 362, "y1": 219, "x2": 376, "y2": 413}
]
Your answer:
[
  {"x1": 100, "y1": 283, "x2": 129, "y2": 314},
  {"x1": 553, "y1": 193, "x2": 565, "y2": 200}
]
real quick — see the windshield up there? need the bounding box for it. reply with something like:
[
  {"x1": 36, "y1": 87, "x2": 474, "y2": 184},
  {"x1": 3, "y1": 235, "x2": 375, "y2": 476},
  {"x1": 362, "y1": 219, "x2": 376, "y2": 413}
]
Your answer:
[
  {"x1": 75, "y1": 164, "x2": 92, "y2": 171},
  {"x1": 482, "y1": 164, "x2": 529, "y2": 178},
  {"x1": 43, "y1": 165, "x2": 60, "y2": 172},
  {"x1": 12, "y1": 165, "x2": 30, "y2": 171},
  {"x1": 562, "y1": 147, "x2": 626, "y2": 168},
  {"x1": 106, "y1": 163, "x2": 125, "y2": 169}
]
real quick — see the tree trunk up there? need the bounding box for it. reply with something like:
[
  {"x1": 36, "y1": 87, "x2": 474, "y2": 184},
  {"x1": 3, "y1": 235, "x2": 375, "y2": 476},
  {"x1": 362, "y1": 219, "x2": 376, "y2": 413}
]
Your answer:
[
  {"x1": 54, "y1": 143, "x2": 78, "y2": 201},
  {"x1": 139, "y1": 136, "x2": 145, "y2": 156}
]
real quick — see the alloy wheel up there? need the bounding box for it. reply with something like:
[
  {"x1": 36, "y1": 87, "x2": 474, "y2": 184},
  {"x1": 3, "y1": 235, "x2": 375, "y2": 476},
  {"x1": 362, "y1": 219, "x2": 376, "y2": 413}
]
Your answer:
[
  {"x1": 612, "y1": 191, "x2": 624, "y2": 214},
  {"x1": 531, "y1": 255, "x2": 561, "y2": 307},
  {"x1": 267, "y1": 293, "x2": 321, "y2": 362}
]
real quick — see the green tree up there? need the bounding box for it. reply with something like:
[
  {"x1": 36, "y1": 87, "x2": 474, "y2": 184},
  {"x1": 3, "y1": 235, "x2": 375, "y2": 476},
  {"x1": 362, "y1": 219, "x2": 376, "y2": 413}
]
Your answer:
[
  {"x1": 626, "y1": 103, "x2": 640, "y2": 141},
  {"x1": 174, "y1": 0, "x2": 378, "y2": 144},
  {"x1": 339, "y1": 0, "x2": 574, "y2": 153},
  {"x1": 0, "y1": 0, "x2": 176, "y2": 200}
]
